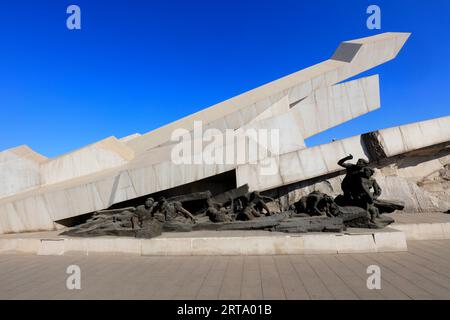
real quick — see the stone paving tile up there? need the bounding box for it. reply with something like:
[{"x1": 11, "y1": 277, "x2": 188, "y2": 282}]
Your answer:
[
  {"x1": 376, "y1": 253, "x2": 450, "y2": 299},
  {"x1": 333, "y1": 254, "x2": 384, "y2": 300},
  {"x1": 305, "y1": 255, "x2": 358, "y2": 300},
  {"x1": 355, "y1": 253, "x2": 435, "y2": 300},
  {"x1": 240, "y1": 256, "x2": 263, "y2": 300},
  {"x1": 273, "y1": 256, "x2": 309, "y2": 300},
  {"x1": 196, "y1": 256, "x2": 229, "y2": 300},
  {"x1": 289, "y1": 255, "x2": 333, "y2": 299},
  {"x1": 339, "y1": 253, "x2": 410, "y2": 300},
  {"x1": 218, "y1": 256, "x2": 244, "y2": 300},
  {"x1": 0, "y1": 240, "x2": 449, "y2": 300},
  {"x1": 259, "y1": 256, "x2": 285, "y2": 300}
]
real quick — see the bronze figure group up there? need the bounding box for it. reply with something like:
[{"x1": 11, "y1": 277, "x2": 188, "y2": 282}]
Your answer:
[{"x1": 61, "y1": 155, "x2": 404, "y2": 238}]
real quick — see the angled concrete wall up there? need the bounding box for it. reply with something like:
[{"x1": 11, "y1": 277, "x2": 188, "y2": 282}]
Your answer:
[
  {"x1": 0, "y1": 146, "x2": 47, "y2": 199},
  {"x1": 293, "y1": 75, "x2": 380, "y2": 138},
  {"x1": 119, "y1": 133, "x2": 141, "y2": 143},
  {"x1": 2, "y1": 116, "x2": 446, "y2": 234},
  {"x1": 126, "y1": 33, "x2": 410, "y2": 154},
  {"x1": 379, "y1": 116, "x2": 450, "y2": 157},
  {"x1": 40, "y1": 137, "x2": 135, "y2": 185},
  {"x1": 237, "y1": 116, "x2": 450, "y2": 191}
]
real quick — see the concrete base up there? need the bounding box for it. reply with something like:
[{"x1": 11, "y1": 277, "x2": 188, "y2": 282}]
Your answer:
[
  {"x1": 389, "y1": 212, "x2": 450, "y2": 240},
  {"x1": 4, "y1": 213, "x2": 450, "y2": 256},
  {"x1": 391, "y1": 222, "x2": 450, "y2": 240},
  {"x1": 0, "y1": 228, "x2": 407, "y2": 256}
]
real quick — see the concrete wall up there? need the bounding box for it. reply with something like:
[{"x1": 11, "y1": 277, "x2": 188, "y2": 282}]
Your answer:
[
  {"x1": 272, "y1": 143, "x2": 450, "y2": 214},
  {"x1": 40, "y1": 137, "x2": 135, "y2": 185},
  {"x1": 126, "y1": 33, "x2": 409, "y2": 154},
  {"x1": 293, "y1": 75, "x2": 380, "y2": 138},
  {"x1": 0, "y1": 146, "x2": 47, "y2": 199},
  {"x1": 237, "y1": 116, "x2": 450, "y2": 192},
  {"x1": 379, "y1": 117, "x2": 450, "y2": 157}
]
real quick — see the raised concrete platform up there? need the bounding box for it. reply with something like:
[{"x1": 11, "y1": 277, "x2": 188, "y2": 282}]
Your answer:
[
  {"x1": 0, "y1": 227, "x2": 407, "y2": 256},
  {"x1": 390, "y1": 212, "x2": 450, "y2": 240},
  {"x1": 1, "y1": 213, "x2": 449, "y2": 256}
]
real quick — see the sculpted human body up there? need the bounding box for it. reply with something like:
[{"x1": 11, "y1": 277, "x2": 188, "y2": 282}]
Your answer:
[
  {"x1": 205, "y1": 198, "x2": 233, "y2": 223},
  {"x1": 356, "y1": 167, "x2": 382, "y2": 222},
  {"x1": 292, "y1": 191, "x2": 339, "y2": 217},
  {"x1": 131, "y1": 197, "x2": 155, "y2": 229},
  {"x1": 249, "y1": 191, "x2": 273, "y2": 216},
  {"x1": 338, "y1": 154, "x2": 369, "y2": 200},
  {"x1": 156, "y1": 197, "x2": 196, "y2": 223}
]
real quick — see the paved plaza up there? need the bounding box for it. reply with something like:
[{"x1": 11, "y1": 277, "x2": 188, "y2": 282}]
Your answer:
[{"x1": 0, "y1": 239, "x2": 450, "y2": 300}]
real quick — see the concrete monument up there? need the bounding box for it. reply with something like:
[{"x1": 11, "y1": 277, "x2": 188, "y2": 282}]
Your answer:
[{"x1": 1, "y1": 32, "x2": 450, "y2": 238}]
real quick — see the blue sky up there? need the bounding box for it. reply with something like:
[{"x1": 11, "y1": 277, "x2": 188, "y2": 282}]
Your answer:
[{"x1": 0, "y1": 0, "x2": 449, "y2": 157}]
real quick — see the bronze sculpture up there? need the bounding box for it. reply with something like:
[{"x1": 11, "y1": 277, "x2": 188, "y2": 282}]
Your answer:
[{"x1": 61, "y1": 155, "x2": 404, "y2": 238}]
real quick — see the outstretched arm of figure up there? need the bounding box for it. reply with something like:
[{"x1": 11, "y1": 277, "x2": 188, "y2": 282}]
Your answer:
[{"x1": 337, "y1": 154, "x2": 354, "y2": 169}]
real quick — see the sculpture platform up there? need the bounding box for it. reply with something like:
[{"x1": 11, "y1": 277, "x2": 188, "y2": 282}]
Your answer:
[
  {"x1": 0, "y1": 213, "x2": 434, "y2": 255},
  {"x1": 390, "y1": 212, "x2": 450, "y2": 240},
  {"x1": 1, "y1": 213, "x2": 449, "y2": 256},
  {"x1": 0, "y1": 213, "x2": 450, "y2": 256},
  {"x1": 0, "y1": 228, "x2": 406, "y2": 256}
]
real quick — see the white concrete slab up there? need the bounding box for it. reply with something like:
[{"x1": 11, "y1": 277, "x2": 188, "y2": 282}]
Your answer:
[
  {"x1": 0, "y1": 228, "x2": 408, "y2": 256},
  {"x1": 391, "y1": 222, "x2": 450, "y2": 240},
  {"x1": 0, "y1": 145, "x2": 46, "y2": 199}
]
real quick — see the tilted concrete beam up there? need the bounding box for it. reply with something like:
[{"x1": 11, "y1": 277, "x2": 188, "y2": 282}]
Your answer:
[
  {"x1": 236, "y1": 116, "x2": 450, "y2": 192},
  {"x1": 126, "y1": 32, "x2": 410, "y2": 154}
]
